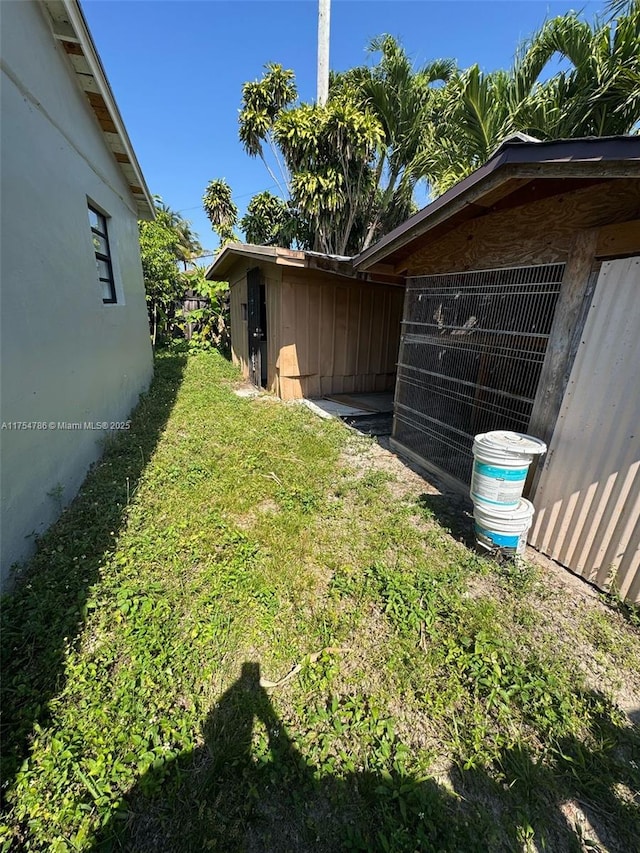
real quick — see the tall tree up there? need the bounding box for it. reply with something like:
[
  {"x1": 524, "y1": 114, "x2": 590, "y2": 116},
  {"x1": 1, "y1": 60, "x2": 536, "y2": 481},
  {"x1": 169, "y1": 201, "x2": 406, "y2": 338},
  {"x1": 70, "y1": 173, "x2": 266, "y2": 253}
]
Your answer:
[
  {"x1": 273, "y1": 96, "x2": 384, "y2": 254},
  {"x1": 139, "y1": 207, "x2": 184, "y2": 347},
  {"x1": 204, "y1": 38, "x2": 453, "y2": 254},
  {"x1": 238, "y1": 63, "x2": 297, "y2": 195},
  {"x1": 333, "y1": 36, "x2": 455, "y2": 248},
  {"x1": 518, "y1": 5, "x2": 640, "y2": 137},
  {"x1": 202, "y1": 179, "x2": 239, "y2": 245},
  {"x1": 415, "y1": 3, "x2": 639, "y2": 196},
  {"x1": 239, "y1": 191, "x2": 299, "y2": 247},
  {"x1": 153, "y1": 198, "x2": 204, "y2": 269}
]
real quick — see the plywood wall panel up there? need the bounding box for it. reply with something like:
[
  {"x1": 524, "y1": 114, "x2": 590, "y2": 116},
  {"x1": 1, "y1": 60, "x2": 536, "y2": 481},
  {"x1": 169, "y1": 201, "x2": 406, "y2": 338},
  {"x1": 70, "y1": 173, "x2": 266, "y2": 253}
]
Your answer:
[
  {"x1": 262, "y1": 269, "x2": 403, "y2": 399},
  {"x1": 357, "y1": 289, "x2": 374, "y2": 378},
  {"x1": 404, "y1": 181, "x2": 640, "y2": 276},
  {"x1": 334, "y1": 286, "x2": 349, "y2": 378},
  {"x1": 307, "y1": 284, "x2": 321, "y2": 381}
]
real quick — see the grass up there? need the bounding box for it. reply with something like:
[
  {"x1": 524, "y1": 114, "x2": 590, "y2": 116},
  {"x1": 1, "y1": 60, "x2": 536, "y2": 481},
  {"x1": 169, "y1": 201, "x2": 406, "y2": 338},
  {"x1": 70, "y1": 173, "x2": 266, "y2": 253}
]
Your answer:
[{"x1": 1, "y1": 350, "x2": 639, "y2": 852}]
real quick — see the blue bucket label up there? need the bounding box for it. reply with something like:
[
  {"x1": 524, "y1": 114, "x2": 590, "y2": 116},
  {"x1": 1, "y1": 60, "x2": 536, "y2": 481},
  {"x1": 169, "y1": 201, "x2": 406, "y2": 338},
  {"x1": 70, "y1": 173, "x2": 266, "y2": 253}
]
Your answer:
[
  {"x1": 473, "y1": 462, "x2": 528, "y2": 481},
  {"x1": 475, "y1": 524, "x2": 521, "y2": 549},
  {"x1": 471, "y1": 461, "x2": 529, "y2": 505}
]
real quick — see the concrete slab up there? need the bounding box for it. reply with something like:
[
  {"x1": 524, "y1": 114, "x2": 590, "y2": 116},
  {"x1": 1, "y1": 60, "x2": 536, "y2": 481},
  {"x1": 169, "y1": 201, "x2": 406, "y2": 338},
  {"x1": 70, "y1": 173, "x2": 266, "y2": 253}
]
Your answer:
[{"x1": 300, "y1": 399, "x2": 371, "y2": 419}]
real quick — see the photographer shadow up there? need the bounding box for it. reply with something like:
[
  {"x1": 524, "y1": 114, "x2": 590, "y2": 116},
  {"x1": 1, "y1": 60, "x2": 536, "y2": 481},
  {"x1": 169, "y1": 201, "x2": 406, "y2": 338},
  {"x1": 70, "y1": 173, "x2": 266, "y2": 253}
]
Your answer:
[
  {"x1": 92, "y1": 662, "x2": 480, "y2": 852},
  {"x1": 93, "y1": 664, "x2": 639, "y2": 852}
]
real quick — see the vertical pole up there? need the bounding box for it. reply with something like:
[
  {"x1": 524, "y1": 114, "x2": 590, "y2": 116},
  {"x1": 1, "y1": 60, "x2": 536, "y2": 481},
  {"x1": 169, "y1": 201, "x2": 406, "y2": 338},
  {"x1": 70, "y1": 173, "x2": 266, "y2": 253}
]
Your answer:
[{"x1": 317, "y1": 0, "x2": 330, "y2": 105}]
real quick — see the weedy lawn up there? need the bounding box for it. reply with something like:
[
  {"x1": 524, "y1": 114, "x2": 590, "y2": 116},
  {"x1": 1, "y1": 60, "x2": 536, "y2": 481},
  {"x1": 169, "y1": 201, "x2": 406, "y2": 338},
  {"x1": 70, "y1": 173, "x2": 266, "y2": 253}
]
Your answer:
[{"x1": 2, "y1": 351, "x2": 639, "y2": 852}]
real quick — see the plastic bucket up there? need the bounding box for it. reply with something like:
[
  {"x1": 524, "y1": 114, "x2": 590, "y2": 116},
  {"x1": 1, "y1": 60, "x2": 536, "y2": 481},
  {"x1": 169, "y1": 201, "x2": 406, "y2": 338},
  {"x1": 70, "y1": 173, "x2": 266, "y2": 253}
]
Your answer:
[
  {"x1": 473, "y1": 498, "x2": 535, "y2": 556},
  {"x1": 470, "y1": 431, "x2": 546, "y2": 508}
]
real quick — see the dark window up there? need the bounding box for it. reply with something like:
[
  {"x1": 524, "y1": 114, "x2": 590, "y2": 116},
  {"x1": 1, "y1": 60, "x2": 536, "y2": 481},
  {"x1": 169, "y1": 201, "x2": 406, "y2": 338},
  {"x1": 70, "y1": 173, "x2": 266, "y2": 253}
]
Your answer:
[{"x1": 88, "y1": 205, "x2": 116, "y2": 303}]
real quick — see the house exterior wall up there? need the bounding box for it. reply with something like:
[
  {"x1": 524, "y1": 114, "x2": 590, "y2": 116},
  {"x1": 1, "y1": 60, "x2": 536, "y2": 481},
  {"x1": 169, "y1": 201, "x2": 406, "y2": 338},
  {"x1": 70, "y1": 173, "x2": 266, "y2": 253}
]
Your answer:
[
  {"x1": 0, "y1": 2, "x2": 153, "y2": 587},
  {"x1": 277, "y1": 270, "x2": 403, "y2": 400}
]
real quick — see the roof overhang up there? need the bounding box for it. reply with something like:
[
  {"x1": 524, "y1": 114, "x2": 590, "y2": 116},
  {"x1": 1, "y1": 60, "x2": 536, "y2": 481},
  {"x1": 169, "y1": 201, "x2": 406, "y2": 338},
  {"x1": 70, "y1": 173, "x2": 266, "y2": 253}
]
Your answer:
[
  {"x1": 205, "y1": 243, "x2": 357, "y2": 281},
  {"x1": 355, "y1": 136, "x2": 640, "y2": 272},
  {"x1": 41, "y1": 0, "x2": 155, "y2": 220}
]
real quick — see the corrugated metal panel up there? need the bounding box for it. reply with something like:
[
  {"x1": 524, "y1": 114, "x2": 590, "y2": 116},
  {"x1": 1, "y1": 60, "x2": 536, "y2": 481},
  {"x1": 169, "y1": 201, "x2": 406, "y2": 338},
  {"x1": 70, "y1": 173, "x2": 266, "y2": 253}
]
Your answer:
[{"x1": 530, "y1": 257, "x2": 640, "y2": 602}]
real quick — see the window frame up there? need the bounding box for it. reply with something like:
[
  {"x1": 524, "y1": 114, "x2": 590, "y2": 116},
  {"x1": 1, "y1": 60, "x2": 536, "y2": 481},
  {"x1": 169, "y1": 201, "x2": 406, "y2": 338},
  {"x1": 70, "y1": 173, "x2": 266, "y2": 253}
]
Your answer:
[{"x1": 88, "y1": 205, "x2": 117, "y2": 304}]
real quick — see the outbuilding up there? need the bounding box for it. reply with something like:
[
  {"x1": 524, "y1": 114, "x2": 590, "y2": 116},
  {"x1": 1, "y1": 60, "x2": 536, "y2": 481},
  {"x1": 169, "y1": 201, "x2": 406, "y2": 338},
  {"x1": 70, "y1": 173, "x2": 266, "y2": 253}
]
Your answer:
[
  {"x1": 207, "y1": 244, "x2": 404, "y2": 401},
  {"x1": 355, "y1": 136, "x2": 640, "y2": 602}
]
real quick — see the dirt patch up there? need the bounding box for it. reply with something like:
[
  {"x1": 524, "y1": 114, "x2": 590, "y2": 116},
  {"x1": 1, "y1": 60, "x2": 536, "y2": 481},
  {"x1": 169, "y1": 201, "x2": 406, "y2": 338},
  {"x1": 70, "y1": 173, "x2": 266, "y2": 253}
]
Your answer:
[{"x1": 335, "y1": 426, "x2": 640, "y2": 730}]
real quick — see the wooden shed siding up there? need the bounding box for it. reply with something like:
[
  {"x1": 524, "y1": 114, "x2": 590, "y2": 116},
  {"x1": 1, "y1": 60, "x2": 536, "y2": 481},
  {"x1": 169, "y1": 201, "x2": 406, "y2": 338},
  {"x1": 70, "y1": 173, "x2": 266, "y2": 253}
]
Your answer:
[
  {"x1": 266, "y1": 273, "x2": 281, "y2": 396},
  {"x1": 402, "y1": 180, "x2": 640, "y2": 275},
  {"x1": 229, "y1": 273, "x2": 248, "y2": 377},
  {"x1": 277, "y1": 270, "x2": 403, "y2": 400}
]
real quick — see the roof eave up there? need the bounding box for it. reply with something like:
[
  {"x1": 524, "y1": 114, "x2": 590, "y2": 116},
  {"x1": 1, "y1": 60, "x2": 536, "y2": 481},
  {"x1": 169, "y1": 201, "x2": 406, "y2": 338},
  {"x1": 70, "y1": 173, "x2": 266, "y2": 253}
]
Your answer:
[
  {"x1": 42, "y1": 0, "x2": 155, "y2": 220},
  {"x1": 206, "y1": 243, "x2": 364, "y2": 280}
]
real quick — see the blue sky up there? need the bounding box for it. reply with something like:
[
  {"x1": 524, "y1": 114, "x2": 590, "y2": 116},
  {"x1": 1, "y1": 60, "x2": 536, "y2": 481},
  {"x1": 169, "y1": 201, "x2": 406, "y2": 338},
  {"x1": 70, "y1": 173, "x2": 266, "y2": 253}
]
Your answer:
[{"x1": 82, "y1": 0, "x2": 603, "y2": 257}]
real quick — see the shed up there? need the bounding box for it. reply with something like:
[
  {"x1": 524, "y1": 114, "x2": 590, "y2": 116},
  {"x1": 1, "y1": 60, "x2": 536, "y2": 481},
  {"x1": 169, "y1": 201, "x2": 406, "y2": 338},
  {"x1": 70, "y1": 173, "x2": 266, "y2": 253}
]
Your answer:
[
  {"x1": 206, "y1": 244, "x2": 404, "y2": 401},
  {"x1": 356, "y1": 136, "x2": 640, "y2": 601}
]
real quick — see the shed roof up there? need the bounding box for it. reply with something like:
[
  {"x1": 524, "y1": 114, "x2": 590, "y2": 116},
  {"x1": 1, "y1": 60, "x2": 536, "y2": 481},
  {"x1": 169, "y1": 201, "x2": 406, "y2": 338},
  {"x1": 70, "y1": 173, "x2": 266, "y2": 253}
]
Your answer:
[
  {"x1": 355, "y1": 136, "x2": 640, "y2": 271},
  {"x1": 205, "y1": 243, "x2": 355, "y2": 280},
  {"x1": 41, "y1": 0, "x2": 154, "y2": 220}
]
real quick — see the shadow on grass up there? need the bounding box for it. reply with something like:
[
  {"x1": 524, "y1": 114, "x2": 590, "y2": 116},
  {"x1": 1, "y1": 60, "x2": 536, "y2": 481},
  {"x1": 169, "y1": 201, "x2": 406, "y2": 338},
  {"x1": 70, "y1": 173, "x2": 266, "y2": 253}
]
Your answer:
[
  {"x1": 91, "y1": 662, "x2": 487, "y2": 853},
  {"x1": 416, "y1": 492, "x2": 476, "y2": 549},
  {"x1": 0, "y1": 352, "x2": 187, "y2": 804},
  {"x1": 455, "y1": 693, "x2": 640, "y2": 853},
  {"x1": 91, "y1": 665, "x2": 640, "y2": 853}
]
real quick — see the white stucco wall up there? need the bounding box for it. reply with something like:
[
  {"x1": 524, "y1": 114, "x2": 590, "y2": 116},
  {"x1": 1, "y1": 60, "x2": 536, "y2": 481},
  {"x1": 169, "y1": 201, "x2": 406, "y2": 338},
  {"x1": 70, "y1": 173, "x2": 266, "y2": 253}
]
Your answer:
[{"x1": 0, "y1": 2, "x2": 153, "y2": 588}]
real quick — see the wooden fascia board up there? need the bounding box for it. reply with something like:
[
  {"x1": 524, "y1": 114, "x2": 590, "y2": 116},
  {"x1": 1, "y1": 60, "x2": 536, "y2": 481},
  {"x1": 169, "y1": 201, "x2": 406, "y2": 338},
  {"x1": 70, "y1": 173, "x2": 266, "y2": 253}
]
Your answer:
[
  {"x1": 505, "y1": 161, "x2": 639, "y2": 179},
  {"x1": 275, "y1": 255, "x2": 306, "y2": 267},
  {"x1": 42, "y1": 0, "x2": 155, "y2": 219}
]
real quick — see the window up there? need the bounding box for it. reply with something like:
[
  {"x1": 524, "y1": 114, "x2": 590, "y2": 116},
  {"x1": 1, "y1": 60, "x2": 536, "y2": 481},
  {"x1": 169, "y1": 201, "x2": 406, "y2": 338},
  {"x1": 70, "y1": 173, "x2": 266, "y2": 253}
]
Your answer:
[{"x1": 88, "y1": 205, "x2": 116, "y2": 303}]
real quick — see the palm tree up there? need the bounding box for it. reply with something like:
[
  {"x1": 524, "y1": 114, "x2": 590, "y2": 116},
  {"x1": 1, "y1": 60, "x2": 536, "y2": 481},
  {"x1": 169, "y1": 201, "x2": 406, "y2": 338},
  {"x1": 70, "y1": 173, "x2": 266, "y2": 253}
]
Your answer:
[
  {"x1": 202, "y1": 180, "x2": 239, "y2": 246},
  {"x1": 334, "y1": 36, "x2": 456, "y2": 248},
  {"x1": 173, "y1": 220, "x2": 203, "y2": 270},
  {"x1": 153, "y1": 198, "x2": 204, "y2": 269},
  {"x1": 414, "y1": 66, "x2": 519, "y2": 196},
  {"x1": 238, "y1": 63, "x2": 297, "y2": 196},
  {"x1": 413, "y1": 3, "x2": 639, "y2": 198},
  {"x1": 517, "y1": 5, "x2": 640, "y2": 138}
]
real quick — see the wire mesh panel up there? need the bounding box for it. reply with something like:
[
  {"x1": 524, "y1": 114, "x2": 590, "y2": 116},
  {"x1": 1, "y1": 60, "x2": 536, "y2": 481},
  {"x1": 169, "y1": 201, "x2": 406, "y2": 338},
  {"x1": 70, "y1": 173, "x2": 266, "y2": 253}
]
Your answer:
[{"x1": 394, "y1": 264, "x2": 565, "y2": 484}]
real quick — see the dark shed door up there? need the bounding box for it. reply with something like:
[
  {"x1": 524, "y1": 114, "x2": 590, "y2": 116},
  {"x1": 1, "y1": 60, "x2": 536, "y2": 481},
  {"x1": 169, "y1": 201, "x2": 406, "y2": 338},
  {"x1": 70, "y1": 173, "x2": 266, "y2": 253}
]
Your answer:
[
  {"x1": 393, "y1": 263, "x2": 565, "y2": 485},
  {"x1": 247, "y1": 267, "x2": 264, "y2": 388}
]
